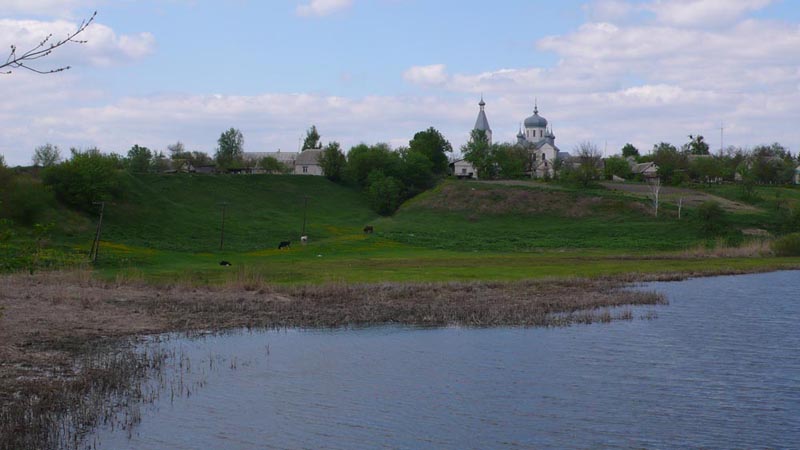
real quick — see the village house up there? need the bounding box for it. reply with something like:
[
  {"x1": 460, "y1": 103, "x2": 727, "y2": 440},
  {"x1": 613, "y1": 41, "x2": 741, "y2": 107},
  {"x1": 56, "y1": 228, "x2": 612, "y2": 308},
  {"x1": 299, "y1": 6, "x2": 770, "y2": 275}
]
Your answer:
[
  {"x1": 161, "y1": 159, "x2": 195, "y2": 174},
  {"x1": 242, "y1": 150, "x2": 298, "y2": 173},
  {"x1": 795, "y1": 164, "x2": 800, "y2": 184},
  {"x1": 295, "y1": 149, "x2": 324, "y2": 176},
  {"x1": 631, "y1": 161, "x2": 659, "y2": 179},
  {"x1": 452, "y1": 159, "x2": 477, "y2": 179}
]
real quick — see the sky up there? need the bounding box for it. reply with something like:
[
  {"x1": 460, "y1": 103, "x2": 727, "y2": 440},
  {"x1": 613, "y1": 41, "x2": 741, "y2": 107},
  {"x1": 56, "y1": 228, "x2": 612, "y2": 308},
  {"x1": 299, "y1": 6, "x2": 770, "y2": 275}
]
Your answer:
[{"x1": 1, "y1": 0, "x2": 800, "y2": 165}]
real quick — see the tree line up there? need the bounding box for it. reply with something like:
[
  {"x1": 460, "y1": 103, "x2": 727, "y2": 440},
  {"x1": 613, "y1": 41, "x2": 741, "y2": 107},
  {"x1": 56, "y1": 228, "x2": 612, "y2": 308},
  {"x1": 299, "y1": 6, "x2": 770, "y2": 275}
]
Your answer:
[
  {"x1": 460, "y1": 131, "x2": 799, "y2": 188},
  {"x1": 316, "y1": 127, "x2": 452, "y2": 215}
]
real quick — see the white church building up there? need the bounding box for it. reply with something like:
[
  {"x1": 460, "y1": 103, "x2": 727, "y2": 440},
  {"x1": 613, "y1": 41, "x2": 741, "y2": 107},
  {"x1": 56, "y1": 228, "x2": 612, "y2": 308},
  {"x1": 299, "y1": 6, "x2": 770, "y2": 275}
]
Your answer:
[{"x1": 455, "y1": 97, "x2": 563, "y2": 179}]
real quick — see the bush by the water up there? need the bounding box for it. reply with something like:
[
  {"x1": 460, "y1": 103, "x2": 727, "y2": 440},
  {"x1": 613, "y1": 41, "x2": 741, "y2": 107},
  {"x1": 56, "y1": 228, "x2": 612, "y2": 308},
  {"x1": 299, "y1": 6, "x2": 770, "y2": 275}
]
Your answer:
[{"x1": 771, "y1": 233, "x2": 800, "y2": 256}]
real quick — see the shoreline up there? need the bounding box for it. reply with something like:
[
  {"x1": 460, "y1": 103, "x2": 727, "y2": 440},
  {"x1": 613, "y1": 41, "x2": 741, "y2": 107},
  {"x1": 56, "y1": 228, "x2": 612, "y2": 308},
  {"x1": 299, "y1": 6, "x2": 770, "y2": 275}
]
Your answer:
[{"x1": 1, "y1": 266, "x2": 798, "y2": 448}]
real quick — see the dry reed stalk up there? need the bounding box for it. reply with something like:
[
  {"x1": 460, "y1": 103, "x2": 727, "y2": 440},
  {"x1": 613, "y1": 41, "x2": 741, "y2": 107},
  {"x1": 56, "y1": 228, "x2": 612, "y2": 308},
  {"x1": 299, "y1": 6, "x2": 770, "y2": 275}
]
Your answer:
[{"x1": 679, "y1": 239, "x2": 773, "y2": 258}]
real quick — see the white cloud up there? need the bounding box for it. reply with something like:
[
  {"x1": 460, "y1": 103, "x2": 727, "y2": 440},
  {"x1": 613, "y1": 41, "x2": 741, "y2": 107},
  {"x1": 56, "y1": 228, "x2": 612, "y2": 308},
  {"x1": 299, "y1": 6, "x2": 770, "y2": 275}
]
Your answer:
[
  {"x1": 0, "y1": 18, "x2": 155, "y2": 70},
  {"x1": 584, "y1": 0, "x2": 636, "y2": 22},
  {"x1": 296, "y1": 0, "x2": 353, "y2": 17},
  {"x1": 647, "y1": 0, "x2": 774, "y2": 27},
  {"x1": 403, "y1": 64, "x2": 449, "y2": 86},
  {"x1": 2, "y1": 0, "x2": 799, "y2": 166},
  {"x1": 0, "y1": 77, "x2": 478, "y2": 165}
]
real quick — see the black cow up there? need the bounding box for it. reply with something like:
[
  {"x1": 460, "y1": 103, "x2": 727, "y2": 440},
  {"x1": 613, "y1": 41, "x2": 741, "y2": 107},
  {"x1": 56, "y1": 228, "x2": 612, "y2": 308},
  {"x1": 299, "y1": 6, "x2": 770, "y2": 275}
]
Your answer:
[
  {"x1": 278, "y1": 240, "x2": 291, "y2": 249},
  {"x1": 219, "y1": 260, "x2": 232, "y2": 266},
  {"x1": 363, "y1": 225, "x2": 374, "y2": 234}
]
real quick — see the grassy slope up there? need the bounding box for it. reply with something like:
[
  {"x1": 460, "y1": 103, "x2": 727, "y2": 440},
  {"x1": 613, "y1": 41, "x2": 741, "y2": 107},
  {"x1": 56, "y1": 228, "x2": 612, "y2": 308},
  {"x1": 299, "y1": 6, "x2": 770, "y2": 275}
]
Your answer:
[
  {"x1": 72, "y1": 175, "x2": 799, "y2": 284},
  {"x1": 700, "y1": 184, "x2": 800, "y2": 212},
  {"x1": 99, "y1": 173, "x2": 377, "y2": 252},
  {"x1": 377, "y1": 181, "x2": 705, "y2": 252}
]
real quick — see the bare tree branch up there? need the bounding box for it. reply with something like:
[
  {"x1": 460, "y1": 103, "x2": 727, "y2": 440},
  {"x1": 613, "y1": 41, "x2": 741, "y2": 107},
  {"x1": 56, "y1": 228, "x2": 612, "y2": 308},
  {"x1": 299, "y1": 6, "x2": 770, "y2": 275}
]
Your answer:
[{"x1": 1, "y1": 11, "x2": 96, "y2": 75}]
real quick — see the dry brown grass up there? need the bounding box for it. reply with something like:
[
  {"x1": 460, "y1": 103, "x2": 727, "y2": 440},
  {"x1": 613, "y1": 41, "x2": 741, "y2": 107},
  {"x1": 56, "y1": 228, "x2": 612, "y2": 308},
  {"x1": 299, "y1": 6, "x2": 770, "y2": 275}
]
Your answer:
[
  {"x1": 1, "y1": 271, "x2": 667, "y2": 448},
  {"x1": 679, "y1": 239, "x2": 773, "y2": 258}
]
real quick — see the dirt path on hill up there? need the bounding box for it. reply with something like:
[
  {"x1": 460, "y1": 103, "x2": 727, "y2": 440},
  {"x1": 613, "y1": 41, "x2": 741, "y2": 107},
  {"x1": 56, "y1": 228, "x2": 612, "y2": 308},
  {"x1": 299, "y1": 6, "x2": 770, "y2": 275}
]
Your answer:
[
  {"x1": 600, "y1": 182, "x2": 762, "y2": 213},
  {"x1": 476, "y1": 179, "x2": 571, "y2": 190}
]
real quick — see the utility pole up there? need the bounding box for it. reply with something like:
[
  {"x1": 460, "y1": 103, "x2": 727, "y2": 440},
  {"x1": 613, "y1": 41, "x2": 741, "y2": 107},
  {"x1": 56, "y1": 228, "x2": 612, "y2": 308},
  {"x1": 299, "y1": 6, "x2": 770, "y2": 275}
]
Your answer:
[
  {"x1": 218, "y1": 201, "x2": 228, "y2": 250},
  {"x1": 89, "y1": 201, "x2": 105, "y2": 263},
  {"x1": 301, "y1": 196, "x2": 309, "y2": 237},
  {"x1": 720, "y1": 123, "x2": 724, "y2": 155}
]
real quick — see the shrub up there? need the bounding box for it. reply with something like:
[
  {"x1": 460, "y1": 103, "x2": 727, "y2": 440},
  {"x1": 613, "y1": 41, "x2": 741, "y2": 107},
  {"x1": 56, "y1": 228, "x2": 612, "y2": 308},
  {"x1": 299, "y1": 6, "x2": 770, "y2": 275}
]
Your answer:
[
  {"x1": 695, "y1": 201, "x2": 726, "y2": 236},
  {"x1": 366, "y1": 170, "x2": 404, "y2": 215},
  {"x1": 777, "y1": 207, "x2": 800, "y2": 234},
  {"x1": 1, "y1": 176, "x2": 54, "y2": 225},
  {"x1": 771, "y1": 233, "x2": 800, "y2": 256},
  {"x1": 42, "y1": 149, "x2": 123, "y2": 211}
]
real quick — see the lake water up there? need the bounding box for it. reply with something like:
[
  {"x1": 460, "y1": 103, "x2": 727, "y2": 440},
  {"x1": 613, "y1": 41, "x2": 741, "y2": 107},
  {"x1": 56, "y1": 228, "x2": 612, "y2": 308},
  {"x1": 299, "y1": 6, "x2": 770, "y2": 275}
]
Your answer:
[{"x1": 90, "y1": 271, "x2": 800, "y2": 449}]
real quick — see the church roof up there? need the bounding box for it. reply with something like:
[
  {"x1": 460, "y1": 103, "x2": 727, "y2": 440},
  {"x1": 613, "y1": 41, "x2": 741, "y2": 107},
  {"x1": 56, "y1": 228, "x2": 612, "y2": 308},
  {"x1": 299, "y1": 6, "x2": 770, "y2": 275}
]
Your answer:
[
  {"x1": 524, "y1": 103, "x2": 548, "y2": 128},
  {"x1": 296, "y1": 149, "x2": 322, "y2": 165},
  {"x1": 473, "y1": 97, "x2": 491, "y2": 132}
]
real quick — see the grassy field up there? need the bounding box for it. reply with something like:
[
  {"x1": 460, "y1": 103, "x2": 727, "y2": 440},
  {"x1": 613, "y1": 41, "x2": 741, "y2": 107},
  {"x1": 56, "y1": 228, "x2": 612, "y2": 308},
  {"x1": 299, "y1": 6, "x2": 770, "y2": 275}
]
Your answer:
[
  {"x1": 96, "y1": 173, "x2": 376, "y2": 252},
  {"x1": 4, "y1": 173, "x2": 798, "y2": 282},
  {"x1": 26, "y1": 174, "x2": 786, "y2": 284}
]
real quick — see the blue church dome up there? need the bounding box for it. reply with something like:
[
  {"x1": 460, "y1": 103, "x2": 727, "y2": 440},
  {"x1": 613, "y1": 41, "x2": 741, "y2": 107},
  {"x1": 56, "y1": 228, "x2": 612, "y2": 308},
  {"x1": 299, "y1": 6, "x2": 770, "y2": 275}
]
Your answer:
[{"x1": 524, "y1": 105, "x2": 548, "y2": 128}]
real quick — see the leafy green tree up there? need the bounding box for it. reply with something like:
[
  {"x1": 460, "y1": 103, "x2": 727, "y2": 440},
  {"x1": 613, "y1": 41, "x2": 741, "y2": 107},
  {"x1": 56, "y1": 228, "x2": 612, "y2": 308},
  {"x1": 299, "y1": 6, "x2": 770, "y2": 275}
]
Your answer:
[
  {"x1": 0, "y1": 155, "x2": 5, "y2": 167},
  {"x1": 42, "y1": 148, "x2": 123, "y2": 211},
  {"x1": 215, "y1": 128, "x2": 244, "y2": 169},
  {"x1": 32, "y1": 143, "x2": 61, "y2": 168},
  {"x1": 173, "y1": 150, "x2": 213, "y2": 168},
  {"x1": 689, "y1": 156, "x2": 723, "y2": 185},
  {"x1": 302, "y1": 125, "x2": 321, "y2": 150},
  {"x1": 570, "y1": 142, "x2": 602, "y2": 188},
  {"x1": 344, "y1": 143, "x2": 402, "y2": 187},
  {"x1": 462, "y1": 129, "x2": 494, "y2": 179},
  {"x1": 493, "y1": 143, "x2": 529, "y2": 179},
  {"x1": 652, "y1": 142, "x2": 688, "y2": 185},
  {"x1": 407, "y1": 127, "x2": 452, "y2": 176},
  {"x1": 621, "y1": 143, "x2": 640, "y2": 159},
  {"x1": 366, "y1": 170, "x2": 404, "y2": 216},
  {"x1": 398, "y1": 148, "x2": 435, "y2": 196},
  {"x1": 754, "y1": 142, "x2": 789, "y2": 159},
  {"x1": 151, "y1": 151, "x2": 170, "y2": 173},
  {"x1": 684, "y1": 135, "x2": 710, "y2": 155},
  {"x1": 127, "y1": 144, "x2": 153, "y2": 173},
  {"x1": 748, "y1": 143, "x2": 794, "y2": 184},
  {"x1": 259, "y1": 156, "x2": 288, "y2": 174},
  {"x1": 603, "y1": 155, "x2": 632, "y2": 180},
  {"x1": 319, "y1": 141, "x2": 347, "y2": 181},
  {"x1": 0, "y1": 173, "x2": 53, "y2": 226}
]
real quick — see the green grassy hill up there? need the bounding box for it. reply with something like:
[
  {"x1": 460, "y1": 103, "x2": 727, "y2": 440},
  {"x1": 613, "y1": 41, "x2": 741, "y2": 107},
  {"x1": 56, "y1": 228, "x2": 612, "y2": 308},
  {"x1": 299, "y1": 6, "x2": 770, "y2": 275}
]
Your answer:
[
  {"x1": 98, "y1": 174, "x2": 377, "y2": 252},
  {"x1": 376, "y1": 181, "x2": 706, "y2": 252},
  {"x1": 5, "y1": 173, "x2": 799, "y2": 283}
]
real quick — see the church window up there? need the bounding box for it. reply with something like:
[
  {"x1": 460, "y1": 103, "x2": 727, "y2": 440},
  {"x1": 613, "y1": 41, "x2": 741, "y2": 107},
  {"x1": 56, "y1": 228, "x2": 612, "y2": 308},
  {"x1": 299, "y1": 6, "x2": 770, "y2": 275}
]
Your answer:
[
  {"x1": 540, "y1": 130, "x2": 543, "y2": 137},
  {"x1": 302, "y1": 166, "x2": 308, "y2": 173}
]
